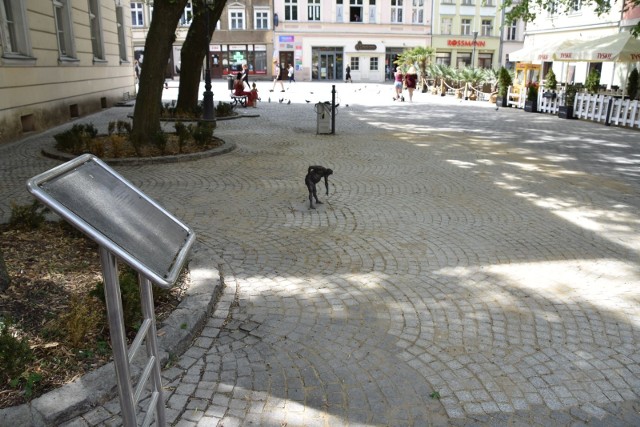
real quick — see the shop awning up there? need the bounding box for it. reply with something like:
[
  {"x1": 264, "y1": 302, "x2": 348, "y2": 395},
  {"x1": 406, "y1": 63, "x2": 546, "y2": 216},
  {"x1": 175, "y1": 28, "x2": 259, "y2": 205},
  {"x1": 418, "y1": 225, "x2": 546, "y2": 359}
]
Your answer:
[
  {"x1": 553, "y1": 32, "x2": 640, "y2": 62},
  {"x1": 509, "y1": 39, "x2": 580, "y2": 63}
]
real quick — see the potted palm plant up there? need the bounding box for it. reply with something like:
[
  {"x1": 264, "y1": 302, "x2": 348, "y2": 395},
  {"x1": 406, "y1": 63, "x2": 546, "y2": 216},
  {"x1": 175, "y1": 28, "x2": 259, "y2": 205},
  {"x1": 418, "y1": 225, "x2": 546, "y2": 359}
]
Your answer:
[
  {"x1": 497, "y1": 66, "x2": 512, "y2": 107},
  {"x1": 524, "y1": 82, "x2": 538, "y2": 112},
  {"x1": 558, "y1": 84, "x2": 577, "y2": 119}
]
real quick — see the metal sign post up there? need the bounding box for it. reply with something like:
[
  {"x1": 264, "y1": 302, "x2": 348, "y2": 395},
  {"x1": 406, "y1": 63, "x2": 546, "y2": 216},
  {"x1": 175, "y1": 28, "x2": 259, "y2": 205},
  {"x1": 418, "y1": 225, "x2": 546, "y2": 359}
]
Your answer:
[{"x1": 27, "y1": 154, "x2": 196, "y2": 426}]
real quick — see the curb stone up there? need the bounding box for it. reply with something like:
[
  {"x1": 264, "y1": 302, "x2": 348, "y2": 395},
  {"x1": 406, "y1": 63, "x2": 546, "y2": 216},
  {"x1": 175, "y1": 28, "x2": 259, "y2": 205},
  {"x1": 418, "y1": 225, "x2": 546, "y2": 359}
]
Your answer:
[{"x1": 0, "y1": 243, "x2": 222, "y2": 427}]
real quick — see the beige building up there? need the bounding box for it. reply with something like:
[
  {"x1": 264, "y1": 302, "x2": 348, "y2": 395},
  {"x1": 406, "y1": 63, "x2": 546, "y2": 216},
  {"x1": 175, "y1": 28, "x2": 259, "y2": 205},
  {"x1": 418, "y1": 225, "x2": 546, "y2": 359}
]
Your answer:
[
  {"x1": 0, "y1": 0, "x2": 136, "y2": 145},
  {"x1": 274, "y1": 0, "x2": 433, "y2": 82},
  {"x1": 431, "y1": 0, "x2": 524, "y2": 70}
]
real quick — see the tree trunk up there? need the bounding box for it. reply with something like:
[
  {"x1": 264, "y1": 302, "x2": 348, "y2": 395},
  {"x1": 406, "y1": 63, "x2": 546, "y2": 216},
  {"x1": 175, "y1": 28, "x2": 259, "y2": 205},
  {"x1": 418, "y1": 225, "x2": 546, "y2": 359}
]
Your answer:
[
  {"x1": 131, "y1": 0, "x2": 189, "y2": 146},
  {"x1": 0, "y1": 248, "x2": 10, "y2": 293},
  {"x1": 175, "y1": 0, "x2": 227, "y2": 114}
]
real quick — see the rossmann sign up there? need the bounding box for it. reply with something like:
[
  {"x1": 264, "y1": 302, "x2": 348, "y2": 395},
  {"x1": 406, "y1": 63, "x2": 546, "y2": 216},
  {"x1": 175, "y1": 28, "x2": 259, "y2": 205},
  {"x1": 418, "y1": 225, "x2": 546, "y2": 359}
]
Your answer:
[{"x1": 447, "y1": 39, "x2": 486, "y2": 47}]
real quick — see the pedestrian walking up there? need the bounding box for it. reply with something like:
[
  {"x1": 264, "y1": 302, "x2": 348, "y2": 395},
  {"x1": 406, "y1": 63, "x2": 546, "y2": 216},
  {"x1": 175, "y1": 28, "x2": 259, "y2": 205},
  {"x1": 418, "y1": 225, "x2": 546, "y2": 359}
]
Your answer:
[
  {"x1": 345, "y1": 65, "x2": 352, "y2": 83},
  {"x1": 241, "y1": 64, "x2": 249, "y2": 85},
  {"x1": 287, "y1": 64, "x2": 296, "y2": 86},
  {"x1": 393, "y1": 68, "x2": 404, "y2": 101},
  {"x1": 270, "y1": 59, "x2": 285, "y2": 92},
  {"x1": 405, "y1": 66, "x2": 418, "y2": 102}
]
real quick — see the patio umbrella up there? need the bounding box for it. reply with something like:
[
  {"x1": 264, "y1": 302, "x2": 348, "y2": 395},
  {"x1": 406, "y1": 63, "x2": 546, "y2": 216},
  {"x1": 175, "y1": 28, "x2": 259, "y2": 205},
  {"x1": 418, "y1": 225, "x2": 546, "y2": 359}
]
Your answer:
[
  {"x1": 509, "y1": 39, "x2": 580, "y2": 63},
  {"x1": 553, "y1": 32, "x2": 640, "y2": 62}
]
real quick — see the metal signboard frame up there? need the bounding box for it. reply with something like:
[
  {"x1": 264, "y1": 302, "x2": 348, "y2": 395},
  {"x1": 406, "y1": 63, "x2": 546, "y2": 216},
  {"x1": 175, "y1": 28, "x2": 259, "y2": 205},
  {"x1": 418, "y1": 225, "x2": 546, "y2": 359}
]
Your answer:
[{"x1": 27, "y1": 154, "x2": 197, "y2": 426}]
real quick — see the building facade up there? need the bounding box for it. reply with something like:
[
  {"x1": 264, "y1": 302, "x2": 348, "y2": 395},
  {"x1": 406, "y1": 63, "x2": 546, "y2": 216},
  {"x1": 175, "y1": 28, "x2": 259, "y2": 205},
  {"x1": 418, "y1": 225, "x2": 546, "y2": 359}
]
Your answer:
[
  {"x1": 523, "y1": 0, "x2": 639, "y2": 88},
  {"x1": 273, "y1": 0, "x2": 433, "y2": 82},
  {"x1": 131, "y1": 1, "x2": 275, "y2": 81},
  {"x1": 0, "y1": 0, "x2": 136, "y2": 145},
  {"x1": 431, "y1": 0, "x2": 523, "y2": 70}
]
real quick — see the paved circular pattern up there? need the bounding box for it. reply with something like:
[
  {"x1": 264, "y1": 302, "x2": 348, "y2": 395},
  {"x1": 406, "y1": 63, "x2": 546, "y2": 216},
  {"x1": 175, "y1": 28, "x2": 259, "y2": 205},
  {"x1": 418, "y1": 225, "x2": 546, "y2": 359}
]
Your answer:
[{"x1": 2, "y1": 82, "x2": 640, "y2": 426}]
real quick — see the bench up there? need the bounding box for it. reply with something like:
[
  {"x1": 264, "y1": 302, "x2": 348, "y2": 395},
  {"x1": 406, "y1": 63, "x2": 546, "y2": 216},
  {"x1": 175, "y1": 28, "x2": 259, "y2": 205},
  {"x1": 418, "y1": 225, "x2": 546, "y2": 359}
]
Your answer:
[{"x1": 230, "y1": 94, "x2": 248, "y2": 107}]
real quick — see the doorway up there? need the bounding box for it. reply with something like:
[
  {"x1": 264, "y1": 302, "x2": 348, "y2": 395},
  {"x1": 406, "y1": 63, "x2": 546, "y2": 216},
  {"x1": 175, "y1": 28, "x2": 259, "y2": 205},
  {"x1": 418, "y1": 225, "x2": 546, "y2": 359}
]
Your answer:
[{"x1": 318, "y1": 53, "x2": 335, "y2": 80}]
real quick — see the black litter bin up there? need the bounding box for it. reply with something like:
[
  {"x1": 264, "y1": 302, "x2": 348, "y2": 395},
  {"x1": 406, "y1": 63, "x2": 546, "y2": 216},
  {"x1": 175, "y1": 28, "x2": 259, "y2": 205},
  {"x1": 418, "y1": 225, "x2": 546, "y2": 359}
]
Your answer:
[{"x1": 227, "y1": 75, "x2": 234, "y2": 91}]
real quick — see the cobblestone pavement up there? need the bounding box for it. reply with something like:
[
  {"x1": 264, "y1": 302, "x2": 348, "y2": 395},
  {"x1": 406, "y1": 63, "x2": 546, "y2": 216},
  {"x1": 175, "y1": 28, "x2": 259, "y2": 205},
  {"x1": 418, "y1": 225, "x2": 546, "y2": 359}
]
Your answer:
[{"x1": 2, "y1": 82, "x2": 640, "y2": 426}]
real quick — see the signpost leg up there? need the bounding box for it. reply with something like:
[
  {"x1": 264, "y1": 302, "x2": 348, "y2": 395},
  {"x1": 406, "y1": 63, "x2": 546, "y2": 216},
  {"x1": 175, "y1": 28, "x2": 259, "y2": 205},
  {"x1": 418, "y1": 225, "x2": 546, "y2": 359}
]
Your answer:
[{"x1": 99, "y1": 247, "x2": 137, "y2": 426}]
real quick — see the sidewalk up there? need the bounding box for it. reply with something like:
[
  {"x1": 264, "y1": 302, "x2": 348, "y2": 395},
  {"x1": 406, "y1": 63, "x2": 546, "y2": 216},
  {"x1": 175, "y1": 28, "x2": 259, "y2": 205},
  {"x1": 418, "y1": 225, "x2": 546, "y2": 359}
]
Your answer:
[{"x1": 2, "y1": 82, "x2": 640, "y2": 426}]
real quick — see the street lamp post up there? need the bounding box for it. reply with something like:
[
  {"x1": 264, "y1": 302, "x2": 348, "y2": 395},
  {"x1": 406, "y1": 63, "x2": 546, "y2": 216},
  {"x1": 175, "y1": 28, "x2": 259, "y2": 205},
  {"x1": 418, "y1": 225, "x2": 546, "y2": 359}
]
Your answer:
[
  {"x1": 202, "y1": 0, "x2": 215, "y2": 120},
  {"x1": 471, "y1": 31, "x2": 478, "y2": 68}
]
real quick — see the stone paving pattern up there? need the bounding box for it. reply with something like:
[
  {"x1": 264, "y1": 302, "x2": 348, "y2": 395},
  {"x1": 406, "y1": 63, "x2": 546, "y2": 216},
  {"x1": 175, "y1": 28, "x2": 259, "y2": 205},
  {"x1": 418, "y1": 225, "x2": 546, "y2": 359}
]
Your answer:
[{"x1": 1, "y1": 82, "x2": 640, "y2": 426}]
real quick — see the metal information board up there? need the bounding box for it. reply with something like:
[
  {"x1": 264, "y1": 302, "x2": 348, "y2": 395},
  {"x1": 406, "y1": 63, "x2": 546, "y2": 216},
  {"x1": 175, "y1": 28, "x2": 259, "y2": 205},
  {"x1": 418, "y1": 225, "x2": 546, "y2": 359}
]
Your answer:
[
  {"x1": 27, "y1": 154, "x2": 197, "y2": 426},
  {"x1": 27, "y1": 154, "x2": 195, "y2": 288}
]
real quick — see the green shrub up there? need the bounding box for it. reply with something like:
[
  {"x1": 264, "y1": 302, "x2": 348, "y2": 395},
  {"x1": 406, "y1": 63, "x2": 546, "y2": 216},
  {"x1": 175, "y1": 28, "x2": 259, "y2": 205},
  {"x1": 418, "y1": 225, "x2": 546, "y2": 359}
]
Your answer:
[
  {"x1": 627, "y1": 68, "x2": 639, "y2": 100},
  {"x1": 91, "y1": 266, "x2": 142, "y2": 332},
  {"x1": 150, "y1": 130, "x2": 168, "y2": 154},
  {"x1": 8, "y1": 200, "x2": 48, "y2": 230},
  {"x1": 526, "y1": 82, "x2": 539, "y2": 102},
  {"x1": 544, "y1": 68, "x2": 557, "y2": 91},
  {"x1": 58, "y1": 295, "x2": 104, "y2": 349},
  {"x1": 585, "y1": 69, "x2": 601, "y2": 94},
  {"x1": 0, "y1": 319, "x2": 34, "y2": 383},
  {"x1": 216, "y1": 102, "x2": 235, "y2": 117},
  {"x1": 90, "y1": 265, "x2": 171, "y2": 334},
  {"x1": 174, "y1": 122, "x2": 190, "y2": 153},
  {"x1": 498, "y1": 66, "x2": 512, "y2": 98},
  {"x1": 192, "y1": 122, "x2": 214, "y2": 147},
  {"x1": 53, "y1": 123, "x2": 98, "y2": 154}
]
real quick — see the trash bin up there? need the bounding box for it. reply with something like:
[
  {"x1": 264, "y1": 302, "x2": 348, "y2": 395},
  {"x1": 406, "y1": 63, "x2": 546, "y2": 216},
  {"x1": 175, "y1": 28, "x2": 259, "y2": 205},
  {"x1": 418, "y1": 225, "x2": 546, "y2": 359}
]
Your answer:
[
  {"x1": 227, "y1": 75, "x2": 234, "y2": 91},
  {"x1": 315, "y1": 102, "x2": 332, "y2": 134}
]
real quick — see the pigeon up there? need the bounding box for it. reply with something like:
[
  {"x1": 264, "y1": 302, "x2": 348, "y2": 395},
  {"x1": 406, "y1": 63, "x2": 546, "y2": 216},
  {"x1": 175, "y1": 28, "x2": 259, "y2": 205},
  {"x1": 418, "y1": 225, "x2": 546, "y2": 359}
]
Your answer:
[
  {"x1": 279, "y1": 98, "x2": 283, "y2": 103},
  {"x1": 310, "y1": 92, "x2": 314, "y2": 94},
  {"x1": 287, "y1": 100, "x2": 291, "y2": 104},
  {"x1": 305, "y1": 100, "x2": 311, "y2": 103},
  {"x1": 268, "y1": 97, "x2": 271, "y2": 103}
]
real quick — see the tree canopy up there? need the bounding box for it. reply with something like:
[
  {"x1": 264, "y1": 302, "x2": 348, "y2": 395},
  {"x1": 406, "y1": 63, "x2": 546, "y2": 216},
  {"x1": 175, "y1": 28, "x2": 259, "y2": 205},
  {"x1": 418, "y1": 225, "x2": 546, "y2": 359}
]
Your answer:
[{"x1": 502, "y1": 0, "x2": 640, "y2": 36}]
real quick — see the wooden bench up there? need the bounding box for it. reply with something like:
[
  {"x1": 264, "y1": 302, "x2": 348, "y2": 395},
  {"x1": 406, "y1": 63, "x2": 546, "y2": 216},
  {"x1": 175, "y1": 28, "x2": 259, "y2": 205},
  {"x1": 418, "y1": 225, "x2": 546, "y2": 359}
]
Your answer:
[{"x1": 230, "y1": 94, "x2": 248, "y2": 107}]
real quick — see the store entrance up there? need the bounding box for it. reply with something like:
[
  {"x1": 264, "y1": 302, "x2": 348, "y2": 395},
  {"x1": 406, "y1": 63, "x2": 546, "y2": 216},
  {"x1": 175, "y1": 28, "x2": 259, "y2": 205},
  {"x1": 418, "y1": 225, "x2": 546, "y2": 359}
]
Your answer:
[
  {"x1": 312, "y1": 48, "x2": 343, "y2": 80},
  {"x1": 319, "y1": 53, "x2": 336, "y2": 80}
]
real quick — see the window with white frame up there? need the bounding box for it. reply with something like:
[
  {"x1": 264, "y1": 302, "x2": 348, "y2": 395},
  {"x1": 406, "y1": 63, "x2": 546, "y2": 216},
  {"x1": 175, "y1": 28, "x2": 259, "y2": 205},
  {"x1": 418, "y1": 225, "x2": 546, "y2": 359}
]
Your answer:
[
  {"x1": 229, "y1": 9, "x2": 245, "y2": 29},
  {"x1": 308, "y1": 0, "x2": 320, "y2": 20},
  {"x1": 88, "y1": 0, "x2": 104, "y2": 60},
  {"x1": 116, "y1": 5, "x2": 127, "y2": 61},
  {"x1": 391, "y1": 0, "x2": 403, "y2": 23},
  {"x1": 484, "y1": 0, "x2": 494, "y2": 5},
  {"x1": 411, "y1": 0, "x2": 423, "y2": 24},
  {"x1": 130, "y1": 2, "x2": 144, "y2": 26},
  {"x1": 481, "y1": 19, "x2": 491, "y2": 36},
  {"x1": 285, "y1": 0, "x2": 298, "y2": 20},
  {"x1": 441, "y1": 17, "x2": 452, "y2": 34},
  {"x1": 255, "y1": 9, "x2": 269, "y2": 29},
  {"x1": 1, "y1": 0, "x2": 31, "y2": 57},
  {"x1": 336, "y1": 0, "x2": 343, "y2": 22},
  {"x1": 461, "y1": 0, "x2": 473, "y2": 5},
  {"x1": 53, "y1": 0, "x2": 76, "y2": 59},
  {"x1": 350, "y1": 0, "x2": 362, "y2": 22},
  {"x1": 350, "y1": 56, "x2": 359, "y2": 70},
  {"x1": 460, "y1": 18, "x2": 471, "y2": 35},
  {"x1": 441, "y1": 0, "x2": 455, "y2": 4},
  {"x1": 369, "y1": 0, "x2": 376, "y2": 22},
  {"x1": 180, "y1": 1, "x2": 193, "y2": 26},
  {"x1": 506, "y1": 20, "x2": 516, "y2": 40},
  {"x1": 370, "y1": 57, "x2": 378, "y2": 70},
  {"x1": 548, "y1": 0, "x2": 558, "y2": 15}
]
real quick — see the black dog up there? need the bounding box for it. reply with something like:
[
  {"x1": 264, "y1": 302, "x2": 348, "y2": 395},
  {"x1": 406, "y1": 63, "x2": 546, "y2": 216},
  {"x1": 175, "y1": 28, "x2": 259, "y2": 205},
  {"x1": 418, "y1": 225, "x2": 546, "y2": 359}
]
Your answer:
[{"x1": 305, "y1": 165, "x2": 333, "y2": 209}]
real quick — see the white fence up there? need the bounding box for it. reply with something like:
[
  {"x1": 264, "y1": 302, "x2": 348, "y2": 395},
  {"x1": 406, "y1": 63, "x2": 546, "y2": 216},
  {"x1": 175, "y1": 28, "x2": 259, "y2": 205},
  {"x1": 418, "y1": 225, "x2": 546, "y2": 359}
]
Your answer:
[{"x1": 507, "y1": 86, "x2": 640, "y2": 130}]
